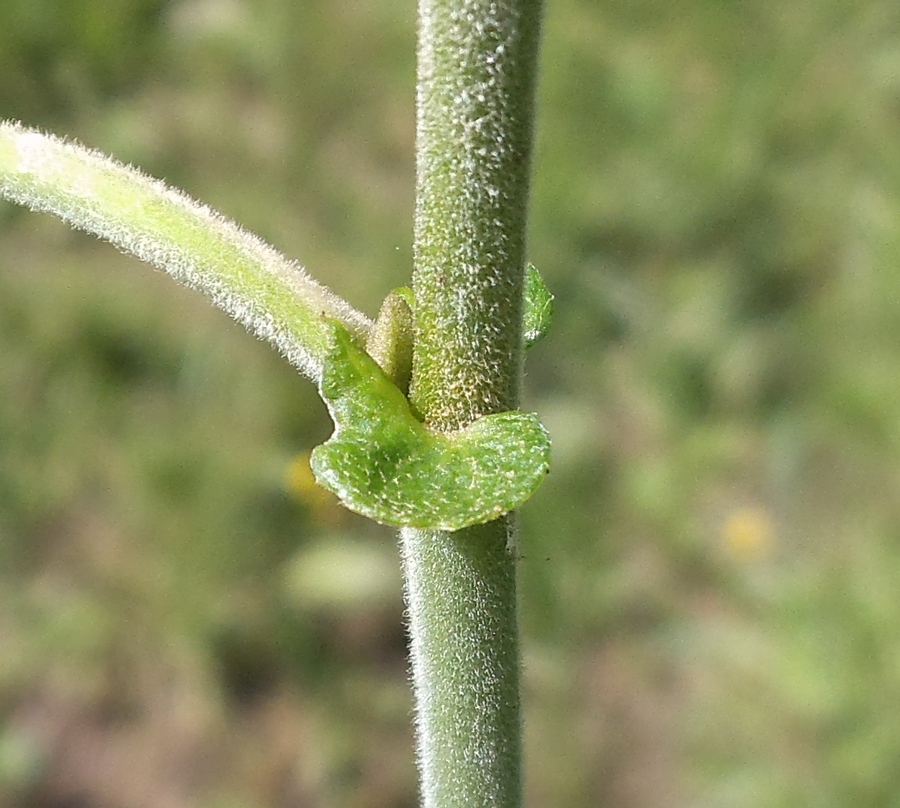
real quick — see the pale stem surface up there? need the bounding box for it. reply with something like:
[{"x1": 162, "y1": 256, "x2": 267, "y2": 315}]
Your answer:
[{"x1": 0, "y1": 121, "x2": 371, "y2": 380}]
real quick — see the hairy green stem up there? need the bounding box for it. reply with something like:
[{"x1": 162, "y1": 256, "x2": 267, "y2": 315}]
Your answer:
[
  {"x1": 403, "y1": 0, "x2": 543, "y2": 805},
  {"x1": 401, "y1": 521, "x2": 522, "y2": 807},
  {"x1": 410, "y1": 0, "x2": 544, "y2": 428}
]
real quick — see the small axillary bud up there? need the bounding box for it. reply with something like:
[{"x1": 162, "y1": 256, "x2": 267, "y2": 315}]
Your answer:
[
  {"x1": 366, "y1": 286, "x2": 415, "y2": 395},
  {"x1": 522, "y1": 263, "x2": 553, "y2": 349}
]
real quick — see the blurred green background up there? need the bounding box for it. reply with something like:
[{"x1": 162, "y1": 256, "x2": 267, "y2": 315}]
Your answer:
[{"x1": 3, "y1": 0, "x2": 900, "y2": 806}]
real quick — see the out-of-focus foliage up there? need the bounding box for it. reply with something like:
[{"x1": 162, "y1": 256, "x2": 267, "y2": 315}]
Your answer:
[{"x1": 2, "y1": 0, "x2": 900, "y2": 806}]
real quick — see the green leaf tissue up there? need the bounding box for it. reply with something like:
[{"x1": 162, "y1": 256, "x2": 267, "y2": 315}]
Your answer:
[{"x1": 310, "y1": 320, "x2": 551, "y2": 530}]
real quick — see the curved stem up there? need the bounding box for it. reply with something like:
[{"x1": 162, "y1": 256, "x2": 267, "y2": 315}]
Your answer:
[
  {"x1": 403, "y1": 0, "x2": 543, "y2": 806},
  {"x1": 0, "y1": 121, "x2": 371, "y2": 380}
]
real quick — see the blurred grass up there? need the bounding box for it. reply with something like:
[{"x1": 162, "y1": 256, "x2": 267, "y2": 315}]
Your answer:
[{"x1": 3, "y1": 0, "x2": 900, "y2": 806}]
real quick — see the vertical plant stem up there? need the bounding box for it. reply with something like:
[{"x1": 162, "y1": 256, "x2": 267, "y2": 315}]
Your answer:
[
  {"x1": 403, "y1": 0, "x2": 543, "y2": 806},
  {"x1": 411, "y1": 0, "x2": 544, "y2": 428},
  {"x1": 400, "y1": 522, "x2": 522, "y2": 807}
]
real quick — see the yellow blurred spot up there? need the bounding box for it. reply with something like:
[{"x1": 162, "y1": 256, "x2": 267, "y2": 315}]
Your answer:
[
  {"x1": 722, "y1": 506, "x2": 774, "y2": 562},
  {"x1": 285, "y1": 453, "x2": 344, "y2": 524}
]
